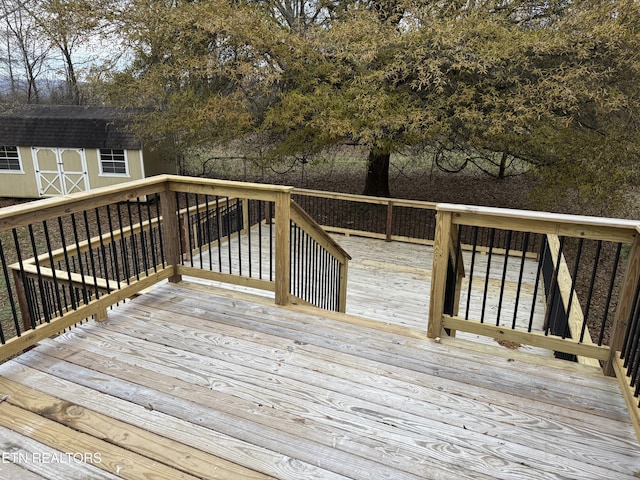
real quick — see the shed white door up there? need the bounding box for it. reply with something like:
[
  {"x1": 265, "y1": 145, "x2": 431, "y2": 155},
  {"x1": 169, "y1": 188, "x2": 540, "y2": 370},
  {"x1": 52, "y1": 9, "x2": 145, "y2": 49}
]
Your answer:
[{"x1": 33, "y1": 147, "x2": 89, "y2": 197}]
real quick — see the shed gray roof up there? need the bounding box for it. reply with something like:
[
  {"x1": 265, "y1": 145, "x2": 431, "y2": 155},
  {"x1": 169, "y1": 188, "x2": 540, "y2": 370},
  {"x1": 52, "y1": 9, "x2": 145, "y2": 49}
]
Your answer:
[{"x1": 0, "y1": 105, "x2": 142, "y2": 149}]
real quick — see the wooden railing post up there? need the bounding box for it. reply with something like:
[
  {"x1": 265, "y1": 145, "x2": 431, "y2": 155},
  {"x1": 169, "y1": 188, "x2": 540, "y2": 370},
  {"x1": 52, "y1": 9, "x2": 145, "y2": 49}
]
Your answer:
[
  {"x1": 338, "y1": 261, "x2": 348, "y2": 313},
  {"x1": 275, "y1": 191, "x2": 292, "y2": 306},
  {"x1": 428, "y1": 209, "x2": 453, "y2": 338},
  {"x1": 605, "y1": 234, "x2": 640, "y2": 376},
  {"x1": 160, "y1": 186, "x2": 182, "y2": 283},
  {"x1": 385, "y1": 201, "x2": 393, "y2": 242}
]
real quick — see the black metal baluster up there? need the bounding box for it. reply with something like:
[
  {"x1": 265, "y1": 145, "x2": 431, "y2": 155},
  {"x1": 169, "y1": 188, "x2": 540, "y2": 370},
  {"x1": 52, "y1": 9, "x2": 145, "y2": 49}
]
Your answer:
[
  {"x1": 269, "y1": 202, "x2": 273, "y2": 281},
  {"x1": 127, "y1": 202, "x2": 142, "y2": 280},
  {"x1": 622, "y1": 279, "x2": 640, "y2": 363},
  {"x1": 247, "y1": 200, "x2": 253, "y2": 278},
  {"x1": 145, "y1": 198, "x2": 158, "y2": 272},
  {"x1": 0, "y1": 239, "x2": 20, "y2": 338},
  {"x1": 27, "y1": 224, "x2": 51, "y2": 322},
  {"x1": 176, "y1": 193, "x2": 185, "y2": 264},
  {"x1": 82, "y1": 211, "x2": 100, "y2": 300},
  {"x1": 450, "y1": 226, "x2": 462, "y2": 316},
  {"x1": 94, "y1": 209, "x2": 112, "y2": 294},
  {"x1": 544, "y1": 236, "x2": 565, "y2": 336},
  {"x1": 237, "y1": 199, "x2": 243, "y2": 276},
  {"x1": 465, "y1": 227, "x2": 479, "y2": 320},
  {"x1": 528, "y1": 237, "x2": 546, "y2": 332},
  {"x1": 296, "y1": 225, "x2": 302, "y2": 298},
  {"x1": 215, "y1": 197, "x2": 222, "y2": 272},
  {"x1": 57, "y1": 217, "x2": 78, "y2": 310},
  {"x1": 116, "y1": 203, "x2": 132, "y2": 284},
  {"x1": 27, "y1": 278, "x2": 42, "y2": 325},
  {"x1": 42, "y1": 220, "x2": 64, "y2": 317},
  {"x1": 496, "y1": 230, "x2": 512, "y2": 326},
  {"x1": 70, "y1": 214, "x2": 90, "y2": 305},
  {"x1": 59, "y1": 276, "x2": 70, "y2": 313},
  {"x1": 480, "y1": 228, "x2": 496, "y2": 324},
  {"x1": 258, "y1": 200, "x2": 263, "y2": 279},
  {"x1": 600, "y1": 243, "x2": 623, "y2": 345},
  {"x1": 307, "y1": 234, "x2": 313, "y2": 303},
  {"x1": 194, "y1": 194, "x2": 203, "y2": 269},
  {"x1": 185, "y1": 194, "x2": 195, "y2": 267},
  {"x1": 205, "y1": 196, "x2": 213, "y2": 271},
  {"x1": 106, "y1": 205, "x2": 122, "y2": 289},
  {"x1": 153, "y1": 194, "x2": 166, "y2": 268},
  {"x1": 298, "y1": 225, "x2": 303, "y2": 298},
  {"x1": 226, "y1": 198, "x2": 233, "y2": 274},
  {"x1": 512, "y1": 232, "x2": 530, "y2": 329},
  {"x1": 313, "y1": 241, "x2": 319, "y2": 306},
  {"x1": 323, "y1": 250, "x2": 329, "y2": 309},
  {"x1": 564, "y1": 238, "x2": 584, "y2": 339},
  {"x1": 627, "y1": 294, "x2": 640, "y2": 385},
  {"x1": 135, "y1": 199, "x2": 150, "y2": 276},
  {"x1": 580, "y1": 240, "x2": 602, "y2": 343},
  {"x1": 291, "y1": 223, "x2": 298, "y2": 297},
  {"x1": 297, "y1": 227, "x2": 303, "y2": 298}
]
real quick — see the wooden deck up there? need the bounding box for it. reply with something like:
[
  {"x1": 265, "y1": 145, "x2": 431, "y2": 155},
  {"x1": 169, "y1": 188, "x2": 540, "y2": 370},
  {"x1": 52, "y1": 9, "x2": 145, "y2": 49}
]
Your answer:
[
  {"x1": 0, "y1": 281, "x2": 638, "y2": 479},
  {"x1": 191, "y1": 230, "x2": 548, "y2": 354}
]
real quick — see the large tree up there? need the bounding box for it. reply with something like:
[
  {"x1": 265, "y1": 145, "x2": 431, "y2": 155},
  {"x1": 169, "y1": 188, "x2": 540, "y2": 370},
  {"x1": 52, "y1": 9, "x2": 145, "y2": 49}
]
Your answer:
[
  {"x1": 27, "y1": 0, "x2": 111, "y2": 104},
  {"x1": 0, "y1": 0, "x2": 49, "y2": 103},
  {"x1": 104, "y1": 0, "x2": 640, "y2": 204}
]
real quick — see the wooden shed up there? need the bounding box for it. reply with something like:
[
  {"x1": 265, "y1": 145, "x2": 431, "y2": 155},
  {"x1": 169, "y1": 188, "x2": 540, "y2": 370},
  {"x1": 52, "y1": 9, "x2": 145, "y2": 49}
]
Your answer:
[{"x1": 0, "y1": 105, "x2": 175, "y2": 198}]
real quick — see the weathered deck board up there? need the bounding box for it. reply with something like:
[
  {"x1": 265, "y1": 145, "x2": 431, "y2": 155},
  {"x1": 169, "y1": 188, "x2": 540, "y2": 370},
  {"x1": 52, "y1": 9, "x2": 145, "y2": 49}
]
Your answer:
[
  {"x1": 332, "y1": 235, "x2": 547, "y2": 347},
  {"x1": 0, "y1": 424, "x2": 114, "y2": 480},
  {"x1": 0, "y1": 282, "x2": 638, "y2": 479},
  {"x1": 189, "y1": 228, "x2": 547, "y2": 342},
  {"x1": 0, "y1": 377, "x2": 273, "y2": 480},
  {"x1": 0, "y1": 363, "x2": 333, "y2": 480}
]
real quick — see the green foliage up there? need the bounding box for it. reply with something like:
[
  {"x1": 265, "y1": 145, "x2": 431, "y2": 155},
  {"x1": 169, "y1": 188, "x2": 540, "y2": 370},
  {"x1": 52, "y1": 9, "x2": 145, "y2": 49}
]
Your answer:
[{"x1": 101, "y1": 0, "x2": 640, "y2": 210}]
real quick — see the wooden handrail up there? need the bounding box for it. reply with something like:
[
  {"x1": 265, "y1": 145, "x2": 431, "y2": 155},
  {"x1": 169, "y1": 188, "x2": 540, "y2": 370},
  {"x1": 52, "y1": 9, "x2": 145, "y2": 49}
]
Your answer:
[
  {"x1": 0, "y1": 176, "x2": 168, "y2": 231},
  {"x1": 20, "y1": 197, "x2": 233, "y2": 268},
  {"x1": 290, "y1": 201, "x2": 352, "y2": 263},
  {"x1": 439, "y1": 203, "x2": 638, "y2": 243},
  {"x1": 293, "y1": 188, "x2": 437, "y2": 210},
  {"x1": 167, "y1": 175, "x2": 293, "y2": 202}
]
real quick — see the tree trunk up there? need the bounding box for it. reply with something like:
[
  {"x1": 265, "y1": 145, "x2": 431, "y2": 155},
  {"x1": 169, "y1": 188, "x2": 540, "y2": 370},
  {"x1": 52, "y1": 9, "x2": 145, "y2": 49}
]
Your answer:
[
  {"x1": 62, "y1": 41, "x2": 80, "y2": 105},
  {"x1": 363, "y1": 149, "x2": 391, "y2": 197},
  {"x1": 498, "y1": 150, "x2": 508, "y2": 179}
]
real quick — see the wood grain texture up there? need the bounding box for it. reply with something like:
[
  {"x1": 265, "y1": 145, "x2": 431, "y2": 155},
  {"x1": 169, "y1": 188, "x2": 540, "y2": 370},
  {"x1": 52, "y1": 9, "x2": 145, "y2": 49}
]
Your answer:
[
  {"x1": 274, "y1": 191, "x2": 291, "y2": 306},
  {"x1": 0, "y1": 282, "x2": 638, "y2": 479},
  {"x1": 0, "y1": 377, "x2": 272, "y2": 480},
  {"x1": 440, "y1": 203, "x2": 638, "y2": 243},
  {"x1": 606, "y1": 236, "x2": 640, "y2": 376},
  {"x1": 0, "y1": 269, "x2": 172, "y2": 362}
]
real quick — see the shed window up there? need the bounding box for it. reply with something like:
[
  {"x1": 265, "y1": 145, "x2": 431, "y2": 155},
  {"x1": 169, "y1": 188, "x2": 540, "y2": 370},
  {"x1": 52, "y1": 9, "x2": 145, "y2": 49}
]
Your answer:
[
  {"x1": 100, "y1": 149, "x2": 128, "y2": 175},
  {"x1": 0, "y1": 146, "x2": 21, "y2": 171}
]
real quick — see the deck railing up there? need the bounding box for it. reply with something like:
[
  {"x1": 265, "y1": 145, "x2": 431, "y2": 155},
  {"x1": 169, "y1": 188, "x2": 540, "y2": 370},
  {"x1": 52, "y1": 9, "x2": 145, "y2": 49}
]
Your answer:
[
  {"x1": 290, "y1": 201, "x2": 350, "y2": 312},
  {"x1": 427, "y1": 204, "x2": 640, "y2": 435},
  {"x1": 0, "y1": 176, "x2": 347, "y2": 362},
  {"x1": 292, "y1": 189, "x2": 636, "y2": 364},
  {"x1": 292, "y1": 189, "x2": 438, "y2": 244},
  {"x1": 2, "y1": 178, "x2": 640, "y2": 438},
  {"x1": 427, "y1": 204, "x2": 636, "y2": 362}
]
